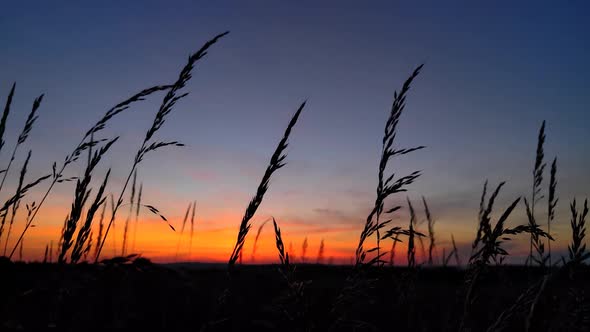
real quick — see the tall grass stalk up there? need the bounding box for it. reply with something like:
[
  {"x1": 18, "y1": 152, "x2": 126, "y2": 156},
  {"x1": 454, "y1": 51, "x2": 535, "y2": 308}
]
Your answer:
[
  {"x1": 316, "y1": 238, "x2": 325, "y2": 264},
  {"x1": 59, "y1": 137, "x2": 117, "y2": 263},
  {"x1": 0, "y1": 83, "x2": 15, "y2": 157},
  {"x1": 94, "y1": 200, "x2": 107, "y2": 259},
  {"x1": 0, "y1": 93, "x2": 43, "y2": 196},
  {"x1": 355, "y1": 64, "x2": 424, "y2": 267},
  {"x1": 188, "y1": 200, "x2": 195, "y2": 259},
  {"x1": 301, "y1": 236, "x2": 308, "y2": 264},
  {"x1": 462, "y1": 180, "x2": 551, "y2": 331},
  {"x1": 389, "y1": 233, "x2": 399, "y2": 266},
  {"x1": 70, "y1": 169, "x2": 110, "y2": 263},
  {"x1": 407, "y1": 197, "x2": 417, "y2": 268},
  {"x1": 175, "y1": 202, "x2": 192, "y2": 261},
  {"x1": 547, "y1": 158, "x2": 558, "y2": 266},
  {"x1": 8, "y1": 83, "x2": 175, "y2": 258},
  {"x1": 567, "y1": 198, "x2": 589, "y2": 265},
  {"x1": 525, "y1": 121, "x2": 547, "y2": 267},
  {"x1": 251, "y1": 218, "x2": 270, "y2": 263},
  {"x1": 121, "y1": 170, "x2": 137, "y2": 255},
  {"x1": 96, "y1": 31, "x2": 229, "y2": 262},
  {"x1": 109, "y1": 194, "x2": 116, "y2": 256},
  {"x1": 2, "y1": 151, "x2": 50, "y2": 255},
  {"x1": 131, "y1": 183, "x2": 142, "y2": 253},
  {"x1": 422, "y1": 196, "x2": 436, "y2": 265},
  {"x1": 228, "y1": 101, "x2": 305, "y2": 266}
]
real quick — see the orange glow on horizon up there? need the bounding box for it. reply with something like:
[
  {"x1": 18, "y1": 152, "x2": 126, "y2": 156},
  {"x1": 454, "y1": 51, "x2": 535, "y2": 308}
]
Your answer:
[{"x1": 7, "y1": 206, "x2": 574, "y2": 266}]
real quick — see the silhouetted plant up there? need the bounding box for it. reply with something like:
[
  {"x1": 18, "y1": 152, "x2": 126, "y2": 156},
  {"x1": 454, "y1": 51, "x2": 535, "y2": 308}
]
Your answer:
[
  {"x1": 188, "y1": 200, "x2": 196, "y2": 259},
  {"x1": 271, "y1": 217, "x2": 311, "y2": 329},
  {"x1": 422, "y1": 196, "x2": 436, "y2": 265},
  {"x1": 131, "y1": 182, "x2": 143, "y2": 253},
  {"x1": 547, "y1": 158, "x2": 558, "y2": 266},
  {"x1": 301, "y1": 236, "x2": 308, "y2": 264},
  {"x1": 58, "y1": 137, "x2": 117, "y2": 263},
  {"x1": 462, "y1": 180, "x2": 552, "y2": 331},
  {"x1": 250, "y1": 217, "x2": 270, "y2": 263},
  {"x1": 121, "y1": 170, "x2": 138, "y2": 255},
  {"x1": 1, "y1": 151, "x2": 50, "y2": 256},
  {"x1": 316, "y1": 238, "x2": 325, "y2": 264},
  {"x1": 525, "y1": 121, "x2": 548, "y2": 267},
  {"x1": 96, "y1": 31, "x2": 229, "y2": 261},
  {"x1": 0, "y1": 83, "x2": 15, "y2": 156},
  {"x1": 567, "y1": 198, "x2": 589, "y2": 266},
  {"x1": 175, "y1": 201, "x2": 193, "y2": 261},
  {"x1": 94, "y1": 200, "x2": 107, "y2": 259},
  {"x1": 0, "y1": 91, "x2": 43, "y2": 197},
  {"x1": 228, "y1": 101, "x2": 305, "y2": 267},
  {"x1": 9, "y1": 83, "x2": 175, "y2": 258},
  {"x1": 355, "y1": 64, "x2": 425, "y2": 267}
]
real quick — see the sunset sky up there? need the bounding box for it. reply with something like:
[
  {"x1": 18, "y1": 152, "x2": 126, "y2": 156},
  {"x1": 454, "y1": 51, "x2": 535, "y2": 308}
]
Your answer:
[{"x1": 0, "y1": 1, "x2": 589, "y2": 264}]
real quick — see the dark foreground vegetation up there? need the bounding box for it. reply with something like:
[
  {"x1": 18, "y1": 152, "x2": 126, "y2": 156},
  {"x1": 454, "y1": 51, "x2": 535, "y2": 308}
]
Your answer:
[{"x1": 1, "y1": 260, "x2": 589, "y2": 331}]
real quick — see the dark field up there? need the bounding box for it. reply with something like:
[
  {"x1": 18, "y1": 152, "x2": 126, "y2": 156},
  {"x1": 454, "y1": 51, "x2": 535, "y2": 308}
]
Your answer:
[{"x1": 1, "y1": 259, "x2": 589, "y2": 331}]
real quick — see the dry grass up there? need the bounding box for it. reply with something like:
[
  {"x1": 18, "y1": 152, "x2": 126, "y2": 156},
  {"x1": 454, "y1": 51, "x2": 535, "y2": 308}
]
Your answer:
[
  {"x1": 567, "y1": 198, "x2": 589, "y2": 265},
  {"x1": 316, "y1": 238, "x2": 325, "y2": 264},
  {"x1": 188, "y1": 200, "x2": 196, "y2": 258},
  {"x1": 96, "y1": 31, "x2": 229, "y2": 261},
  {"x1": 58, "y1": 136, "x2": 117, "y2": 263},
  {"x1": 228, "y1": 101, "x2": 305, "y2": 267},
  {"x1": 0, "y1": 83, "x2": 16, "y2": 156},
  {"x1": 121, "y1": 170, "x2": 138, "y2": 256},
  {"x1": 0, "y1": 32, "x2": 588, "y2": 332},
  {"x1": 355, "y1": 64, "x2": 424, "y2": 267},
  {"x1": 0, "y1": 91, "x2": 43, "y2": 196},
  {"x1": 131, "y1": 183, "x2": 143, "y2": 253},
  {"x1": 175, "y1": 201, "x2": 193, "y2": 261},
  {"x1": 250, "y1": 217, "x2": 270, "y2": 263},
  {"x1": 525, "y1": 121, "x2": 549, "y2": 267}
]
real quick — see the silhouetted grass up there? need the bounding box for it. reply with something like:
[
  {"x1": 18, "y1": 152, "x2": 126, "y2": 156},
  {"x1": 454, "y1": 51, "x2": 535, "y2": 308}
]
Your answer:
[
  {"x1": 96, "y1": 31, "x2": 229, "y2": 261},
  {"x1": 131, "y1": 183, "x2": 143, "y2": 253},
  {"x1": 175, "y1": 201, "x2": 192, "y2": 261},
  {"x1": 188, "y1": 200, "x2": 196, "y2": 258},
  {"x1": 0, "y1": 34, "x2": 588, "y2": 332},
  {"x1": 228, "y1": 101, "x2": 305, "y2": 267},
  {"x1": 121, "y1": 170, "x2": 138, "y2": 256},
  {"x1": 250, "y1": 218, "x2": 270, "y2": 263},
  {"x1": 0, "y1": 92, "x2": 43, "y2": 196},
  {"x1": 0, "y1": 83, "x2": 15, "y2": 155},
  {"x1": 8, "y1": 83, "x2": 175, "y2": 258},
  {"x1": 567, "y1": 198, "x2": 589, "y2": 265},
  {"x1": 355, "y1": 64, "x2": 424, "y2": 267},
  {"x1": 525, "y1": 120, "x2": 548, "y2": 267},
  {"x1": 59, "y1": 137, "x2": 117, "y2": 263}
]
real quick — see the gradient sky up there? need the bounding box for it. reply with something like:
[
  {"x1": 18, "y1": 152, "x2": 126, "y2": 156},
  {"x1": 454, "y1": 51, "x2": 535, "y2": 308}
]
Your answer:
[{"x1": 1, "y1": 1, "x2": 589, "y2": 264}]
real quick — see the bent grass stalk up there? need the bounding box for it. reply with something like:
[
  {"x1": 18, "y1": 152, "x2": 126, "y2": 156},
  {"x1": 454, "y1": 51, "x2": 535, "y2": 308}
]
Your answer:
[
  {"x1": 175, "y1": 202, "x2": 192, "y2": 261},
  {"x1": 121, "y1": 170, "x2": 137, "y2": 255},
  {"x1": 251, "y1": 218, "x2": 270, "y2": 263},
  {"x1": 355, "y1": 64, "x2": 425, "y2": 267},
  {"x1": 96, "y1": 31, "x2": 229, "y2": 262},
  {"x1": 0, "y1": 83, "x2": 16, "y2": 157},
  {"x1": 131, "y1": 183, "x2": 143, "y2": 253},
  {"x1": 0, "y1": 93, "x2": 43, "y2": 196},
  {"x1": 188, "y1": 200, "x2": 196, "y2": 259},
  {"x1": 9, "y1": 83, "x2": 176, "y2": 258},
  {"x1": 228, "y1": 101, "x2": 305, "y2": 267}
]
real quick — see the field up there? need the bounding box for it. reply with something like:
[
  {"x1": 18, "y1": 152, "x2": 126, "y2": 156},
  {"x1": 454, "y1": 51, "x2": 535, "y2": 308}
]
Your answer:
[
  {"x1": 2, "y1": 260, "x2": 589, "y2": 331},
  {"x1": 0, "y1": 30, "x2": 589, "y2": 331}
]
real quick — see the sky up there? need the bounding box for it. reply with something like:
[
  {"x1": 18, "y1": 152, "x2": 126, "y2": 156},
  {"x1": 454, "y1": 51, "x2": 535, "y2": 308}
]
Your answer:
[{"x1": 0, "y1": 1, "x2": 588, "y2": 264}]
